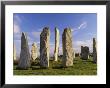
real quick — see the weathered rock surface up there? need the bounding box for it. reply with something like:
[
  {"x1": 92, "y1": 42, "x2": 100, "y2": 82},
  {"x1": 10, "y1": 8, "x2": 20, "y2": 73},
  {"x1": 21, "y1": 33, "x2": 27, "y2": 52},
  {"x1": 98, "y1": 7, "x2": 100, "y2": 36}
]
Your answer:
[
  {"x1": 81, "y1": 46, "x2": 89, "y2": 60},
  {"x1": 40, "y1": 27, "x2": 50, "y2": 68},
  {"x1": 31, "y1": 42, "x2": 38, "y2": 61},
  {"x1": 93, "y1": 38, "x2": 97, "y2": 63},
  {"x1": 18, "y1": 32, "x2": 31, "y2": 69},
  {"x1": 54, "y1": 27, "x2": 59, "y2": 61},
  {"x1": 13, "y1": 44, "x2": 16, "y2": 61},
  {"x1": 62, "y1": 28, "x2": 73, "y2": 67}
]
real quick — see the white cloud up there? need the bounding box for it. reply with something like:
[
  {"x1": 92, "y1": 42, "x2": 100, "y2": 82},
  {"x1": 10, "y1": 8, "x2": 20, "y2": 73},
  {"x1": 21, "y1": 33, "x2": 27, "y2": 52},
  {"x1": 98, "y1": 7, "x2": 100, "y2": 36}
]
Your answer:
[
  {"x1": 71, "y1": 21, "x2": 87, "y2": 32},
  {"x1": 14, "y1": 24, "x2": 21, "y2": 34},
  {"x1": 87, "y1": 33, "x2": 97, "y2": 37},
  {"x1": 73, "y1": 39, "x2": 93, "y2": 53},
  {"x1": 78, "y1": 21, "x2": 87, "y2": 30},
  {"x1": 14, "y1": 15, "x2": 21, "y2": 24},
  {"x1": 71, "y1": 28, "x2": 74, "y2": 32},
  {"x1": 31, "y1": 31, "x2": 41, "y2": 38},
  {"x1": 14, "y1": 15, "x2": 22, "y2": 34}
]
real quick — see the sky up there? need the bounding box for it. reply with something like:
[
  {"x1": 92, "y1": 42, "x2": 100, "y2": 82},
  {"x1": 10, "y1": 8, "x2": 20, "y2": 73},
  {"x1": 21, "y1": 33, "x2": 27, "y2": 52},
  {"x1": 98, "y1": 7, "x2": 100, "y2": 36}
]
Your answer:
[{"x1": 14, "y1": 13, "x2": 97, "y2": 57}]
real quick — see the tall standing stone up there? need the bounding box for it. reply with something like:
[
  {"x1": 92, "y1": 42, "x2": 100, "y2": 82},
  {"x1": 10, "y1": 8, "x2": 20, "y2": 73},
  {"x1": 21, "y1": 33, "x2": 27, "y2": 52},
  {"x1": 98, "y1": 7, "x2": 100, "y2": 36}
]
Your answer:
[
  {"x1": 81, "y1": 46, "x2": 83, "y2": 59},
  {"x1": 93, "y1": 38, "x2": 97, "y2": 63},
  {"x1": 31, "y1": 42, "x2": 38, "y2": 61},
  {"x1": 18, "y1": 32, "x2": 31, "y2": 69},
  {"x1": 54, "y1": 27, "x2": 59, "y2": 61},
  {"x1": 62, "y1": 28, "x2": 73, "y2": 67},
  {"x1": 40, "y1": 27, "x2": 50, "y2": 68},
  {"x1": 81, "y1": 46, "x2": 89, "y2": 60},
  {"x1": 13, "y1": 44, "x2": 16, "y2": 61}
]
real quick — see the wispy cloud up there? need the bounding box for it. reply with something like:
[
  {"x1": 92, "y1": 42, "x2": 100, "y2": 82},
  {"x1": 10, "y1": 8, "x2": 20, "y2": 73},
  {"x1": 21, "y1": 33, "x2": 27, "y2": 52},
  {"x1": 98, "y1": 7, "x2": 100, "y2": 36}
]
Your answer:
[
  {"x1": 14, "y1": 15, "x2": 22, "y2": 55},
  {"x1": 87, "y1": 33, "x2": 97, "y2": 37},
  {"x1": 14, "y1": 15, "x2": 22, "y2": 34},
  {"x1": 14, "y1": 15, "x2": 22, "y2": 24},
  {"x1": 78, "y1": 21, "x2": 87, "y2": 30},
  {"x1": 14, "y1": 24, "x2": 21, "y2": 34},
  {"x1": 71, "y1": 21, "x2": 87, "y2": 32}
]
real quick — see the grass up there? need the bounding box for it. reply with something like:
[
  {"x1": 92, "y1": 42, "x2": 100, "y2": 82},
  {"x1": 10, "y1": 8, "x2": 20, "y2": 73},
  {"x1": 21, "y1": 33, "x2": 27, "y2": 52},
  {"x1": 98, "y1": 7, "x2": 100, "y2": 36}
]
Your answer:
[{"x1": 13, "y1": 57, "x2": 97, "y2": 75}]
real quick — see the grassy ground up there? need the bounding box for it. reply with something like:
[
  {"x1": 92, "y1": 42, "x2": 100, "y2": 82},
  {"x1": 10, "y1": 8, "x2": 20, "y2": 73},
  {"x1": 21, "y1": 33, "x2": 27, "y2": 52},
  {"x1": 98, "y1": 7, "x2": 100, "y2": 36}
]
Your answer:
[{"x1": 13, "y1": 57, "x2": 97, "y2": 75}]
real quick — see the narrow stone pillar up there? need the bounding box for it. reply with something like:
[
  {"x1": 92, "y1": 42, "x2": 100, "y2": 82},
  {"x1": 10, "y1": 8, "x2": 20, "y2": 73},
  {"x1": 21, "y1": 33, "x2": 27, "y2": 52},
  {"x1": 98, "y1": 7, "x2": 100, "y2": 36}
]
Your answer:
[
  {"x1": 93, "y1": 38, "x2": 97, "y2": 63},
  {"x1": 31, "y1": 42, "x2": 38, "y2": 61},
  {"x1": 81, "y1": 46, "x2": 83, "y2": 59},
  {"x1": 40, "y1": 27, "x2": 50, "y2": 68},
  {"x1": 54, "y1": 27, "x2": 59, "y2": 61},
  {"x1": 62, "y1": 28, "x2": 73, "y2": 67},
  {"x1": 73, "y1": 52, "x2": 75, "y2": 58},
  {"x1": 81, "y1": 46, "x2": 89, "y2": 60},
  {"x1": 13, "y1": 44, "x2": 16, "y2": 61},
  {"x1": 18, "y1": 32, "x2": 31, "y2": 69}
]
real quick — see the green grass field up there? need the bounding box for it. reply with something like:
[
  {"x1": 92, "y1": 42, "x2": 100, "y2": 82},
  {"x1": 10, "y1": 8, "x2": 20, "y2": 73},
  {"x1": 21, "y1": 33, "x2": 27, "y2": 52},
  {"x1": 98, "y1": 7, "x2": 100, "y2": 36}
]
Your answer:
[{"x1": 13, "y1": 57, "x2": 97, "y2": 75}]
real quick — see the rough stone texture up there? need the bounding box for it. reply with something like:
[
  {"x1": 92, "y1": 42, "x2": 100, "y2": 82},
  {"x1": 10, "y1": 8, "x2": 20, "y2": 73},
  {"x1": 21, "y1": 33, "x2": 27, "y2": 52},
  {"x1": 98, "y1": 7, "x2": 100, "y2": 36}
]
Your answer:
[
  {"x1": 93, "y1": 38, "x2": 97, "y2": 63},
  {"x1": 81, "y1": 46, "x2": 89, "y2": 60},
  {"x1": 13, "y1": 44, "x2": 16, "y2": 61},
  {"x1": 81, "y1": 46, "x2": 83, "y2": 59},
  {"x1": 54, "y1": 27, "x2": 59, "y2": 61},
  {"x1": 31, "y1": 42, "x2": 38, "y2": 61},
  {"x1": 40, "y1": 27, "x2": 50, "y2": 68},
  {"x1": 62, "y1": 28, "x2": 73, "y2": 67},
  {"x1": 18, "y1": 32, "x2": 31, "y2": 69}
]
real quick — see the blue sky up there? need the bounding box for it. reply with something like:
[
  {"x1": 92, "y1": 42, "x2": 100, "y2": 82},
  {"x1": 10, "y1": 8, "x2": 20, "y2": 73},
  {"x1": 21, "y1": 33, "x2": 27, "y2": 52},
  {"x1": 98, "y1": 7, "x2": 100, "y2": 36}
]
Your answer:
[{"x1": 14, "y1": 13, "x2": 97, "y2": 57}]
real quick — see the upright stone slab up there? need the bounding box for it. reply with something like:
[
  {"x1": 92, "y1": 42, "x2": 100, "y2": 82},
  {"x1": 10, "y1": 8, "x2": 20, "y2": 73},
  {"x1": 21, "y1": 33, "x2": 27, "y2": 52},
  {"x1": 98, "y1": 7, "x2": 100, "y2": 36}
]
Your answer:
[
  {"x1": 93, "y1": 38, "x2": 97, "y2": 63},
  {"x1": 62, "y1": 28, "x2": 73, "y2": 67},
  {"x1": 18, "y1": 32, "x2": 31, "y2": 69},
  {"x1": 81, "y1": 46, "x2": 83, "y2": 59},
  {"x1": 13, "y1": 44, "x2": 16, "y2": 61},
  {"x1": 81, "y1": 46, "x2": 89, "y2": 60},
  {"x1": 40, "y1": 27, "x2": 50, "y2": 68},
  {"x1": 31, "y1": 42, "x2": 38, "y2": 61},
  {"x1": 88, "y1": 55, "x2": 90, "y2": 59},
  {"x1": 54, "y1": 27, "x2": 59, "y2": 61}
]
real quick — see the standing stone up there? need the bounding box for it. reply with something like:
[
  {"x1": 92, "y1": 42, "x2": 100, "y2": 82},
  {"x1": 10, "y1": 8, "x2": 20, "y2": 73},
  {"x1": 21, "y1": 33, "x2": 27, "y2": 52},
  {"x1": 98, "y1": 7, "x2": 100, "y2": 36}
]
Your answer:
[
  {"x1": 81, "y1": 46, "x2": 83, "y2": 59},
  {"x1": 40, "y1": 27, "x2": 50, "y2": 68},
  {"x1": 18, "y1": 32, "x2": 31, "y2": 69},
  {"x1": 93, "y1": 38, "x2": 97, "y2": 63},
  {"x1": 13, "y1": 44, "x2": 16, "y2": 61},
  {"x1": 31, "y1": 42, "x2": 38, "y2": 61},
  {"x1": 81, "y1": 46, "x2": 89, "y2": 60},
  {"x1": 54, "y1": 27, "x2": 59, "y2": 61},
  {"x1": 88, "y1": 54, "x2": 90, "y2": 59},
  {"x1": 62, "y1": 28, "x2": 73, "y2": 67}
]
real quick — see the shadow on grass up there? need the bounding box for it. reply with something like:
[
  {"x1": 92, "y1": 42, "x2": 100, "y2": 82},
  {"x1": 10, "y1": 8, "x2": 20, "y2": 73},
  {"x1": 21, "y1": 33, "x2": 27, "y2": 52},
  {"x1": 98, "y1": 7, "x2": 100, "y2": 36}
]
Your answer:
[
  {"x1": 73, "y1": 62, "x2": 78, "y2": 64},
  {"x1": 52, "y1": 65, "x2": 73, "y2": 69},
  {"x1": 82, "y1": 60, "x2": 96, "y2": 64},
  {"x1": 31, "y1": 66, "x2": 49, "y2": 70},
  {"x1": 52, "y1": 66, "x2": 64, "y2": 69},
  {"x1": 16, "y1": 67, "x2": 29, "y2": 70}
]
